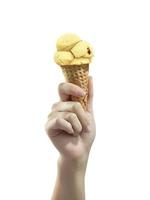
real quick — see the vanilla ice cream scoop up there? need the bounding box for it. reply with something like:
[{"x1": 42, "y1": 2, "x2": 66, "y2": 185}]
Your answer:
[
  {"x1": 56, "y1": 33, "x2": 81, "y2": 51},
  {"x1": 54, "y1": 33, "x2": 93, "y2": 65}
]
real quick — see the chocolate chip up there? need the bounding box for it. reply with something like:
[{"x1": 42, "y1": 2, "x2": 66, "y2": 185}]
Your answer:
[{"x1": 87, "y1": 47, "x2": 91, "y2": 54}]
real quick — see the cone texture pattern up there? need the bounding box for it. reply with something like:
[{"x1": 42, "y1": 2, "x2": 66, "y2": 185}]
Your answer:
[{"x1": 61, "y1": 64, "x2": 89, "y2": 110}]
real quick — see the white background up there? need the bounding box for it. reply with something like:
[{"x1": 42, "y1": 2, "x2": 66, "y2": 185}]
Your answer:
[{"x1": 0, "y1": 0, "x2": 150, "y2": 199}]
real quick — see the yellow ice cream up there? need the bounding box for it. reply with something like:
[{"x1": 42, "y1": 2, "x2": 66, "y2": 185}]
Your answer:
[{"x1": 54, "y1": 33, "x2": 93, "y2": 65}]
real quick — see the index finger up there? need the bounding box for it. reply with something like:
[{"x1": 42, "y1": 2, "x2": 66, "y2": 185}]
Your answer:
[{"x1": 58, "y1": 82, "x2": 86, "y2": 101}]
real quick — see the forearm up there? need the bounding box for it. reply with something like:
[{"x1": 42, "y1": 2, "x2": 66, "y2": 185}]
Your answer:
[{"x1": 51, "y1": 156, "x2": 88, "y2": 200}]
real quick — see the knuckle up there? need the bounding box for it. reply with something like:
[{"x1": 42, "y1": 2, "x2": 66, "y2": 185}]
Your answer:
[
  {"x1": 74, "y1": 102, "x2": 81, "y2": 110},
  {"x1": 47, "y1": 111, "x2": 55, "y2": 119},
  {"x1": 51, "y1": 102, "x2": 59, "y2": 110},
  {"x1": 69, "y1": 113, "x2": 76, "y2": 120},
  {"x1": 55, "y1": 118, "x2": 61, "y2": 126},
  {"x1": 58, "y1": 82, "x2": 65, "y2": 91}
]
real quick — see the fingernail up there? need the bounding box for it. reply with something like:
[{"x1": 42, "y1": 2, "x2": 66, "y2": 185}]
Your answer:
[
  {"x1": 69, "y1": 128, "x2": 74, "y2": 134},
  {"x1": 77, "y1": 91, "x2": 85, "y2": 96},
  {"x1": 81, "y1": 90, "x2": 86, "y2": 96}
]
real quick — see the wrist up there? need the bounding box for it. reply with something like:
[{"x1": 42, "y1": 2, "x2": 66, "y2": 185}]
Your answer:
[
  {"x1": 53, "y1": 156, "x2": 86, "y2": 200},
  {"x1": 58, "y1": 155, "x2": 89, "y2": 176}
]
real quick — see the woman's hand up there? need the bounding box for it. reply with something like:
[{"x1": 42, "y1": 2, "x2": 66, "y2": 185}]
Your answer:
[{"x1": 45, "y1": 77, "x2": 96, "y2": 164}]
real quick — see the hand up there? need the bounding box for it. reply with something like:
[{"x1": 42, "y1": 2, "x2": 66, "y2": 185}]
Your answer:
[{"x1": 45, "y1": 77, "x2": 96, "y2": 164}]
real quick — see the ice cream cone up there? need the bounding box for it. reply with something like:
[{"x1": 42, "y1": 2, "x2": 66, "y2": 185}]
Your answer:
[
  {"x1": 61, "y1": 64, "x2": 89, "y2": 110},
  {"x1": 54, "y1": 33, "x2": 93, "y2": 110}
]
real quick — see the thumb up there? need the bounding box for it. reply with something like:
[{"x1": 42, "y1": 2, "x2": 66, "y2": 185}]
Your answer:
[{"x1": 87, "y1": 76, "x2": 94, "y2": 113}]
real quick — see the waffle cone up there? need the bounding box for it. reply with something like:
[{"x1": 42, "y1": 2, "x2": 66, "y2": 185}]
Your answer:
[{"x1": 60, "y1": 64, "x2": 89, "y2": 110}]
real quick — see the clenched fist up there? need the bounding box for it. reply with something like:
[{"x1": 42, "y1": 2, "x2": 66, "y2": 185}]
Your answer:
[{"x1": 45, "y1": 77, "x2": 96, "y2": 163}]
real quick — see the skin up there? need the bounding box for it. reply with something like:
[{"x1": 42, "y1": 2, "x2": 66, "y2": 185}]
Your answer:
[{"x1": 45, "y1": 77, "x2": 96, "y2": 200}]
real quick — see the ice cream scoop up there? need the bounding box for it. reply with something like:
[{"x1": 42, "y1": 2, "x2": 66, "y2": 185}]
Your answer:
[
  {"x1": 54, "y1": 33, "x2": 93, "y2": 66},
  {"x1": 56, "y1": 33, "x2": 80, "y2": 51}
]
